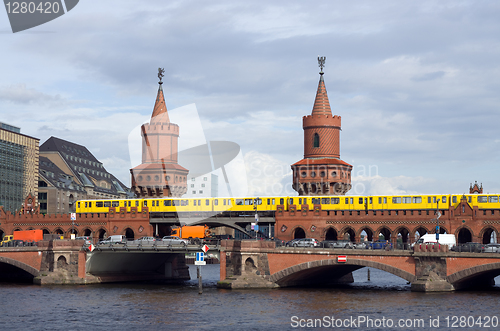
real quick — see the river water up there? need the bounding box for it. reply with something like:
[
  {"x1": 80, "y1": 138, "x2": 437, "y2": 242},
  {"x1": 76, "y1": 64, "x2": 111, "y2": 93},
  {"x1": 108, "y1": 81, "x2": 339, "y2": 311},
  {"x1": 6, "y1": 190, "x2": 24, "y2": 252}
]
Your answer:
[{"x1": 1, "y1": 265, "x2": 500, "y2": 330}]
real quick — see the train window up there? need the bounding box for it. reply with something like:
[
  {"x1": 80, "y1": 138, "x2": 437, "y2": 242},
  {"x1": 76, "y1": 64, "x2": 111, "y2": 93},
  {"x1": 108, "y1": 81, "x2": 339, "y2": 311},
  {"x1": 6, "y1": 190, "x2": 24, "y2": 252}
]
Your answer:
[
  {"x1": 468, "y1": 196, "x2": 471, "y2": 203},
  {"x1": 268, "y1": 198, "x2": 272, "y2": 205},
  {"x1": 369, "y1": 197, "x2": 372, "y2": 204},
  {"x1": 104, "y1": 201, "x2": 111, "y2": 207},
  {"x1": 322, "y1": 198, "x2": 330, "y2": 204},
  {"x1": 197, "y1": 200, "x2": 201, "y2": 205},
  {"x1": 392, "y1": 197, "x2": 401, "y2": 204},
  {"x1": 302, "y1": 198, "x2": 306, "y2": 204},
  {"x1": 345, "y1": 198, "x2": 349, "y2": 204},
  {"x1": 413, "y1": 197, "x2": 422, "y2": 203},
  {"x1": 236, "y1": 199, "x2": 243, "y2": 205},
  {"x1": 206, "y1": 199, "x2": 210, "y2": 206},
  {"x1": 164, "y1": 200, "x2": 171, "y2": 206},
  {"x1": 384, "y1": 197, "x2": 387, "y2": 204},
  {"x1": 312, "y1": 198, "x2": 320, "y2": 204},
  {"x1": 350, "y1": 198, "x2": 353, "y2": 204},
  {"x1": 194, "y1": 200, "x2": 197, "y2": 206},
  {"x1": 256, "y1": 198, "x2": 262, "y2": 205},
  {"x1": 245, "y1": 199, "x2": 253, "y2": 205},
  {"x1": 452, "y1": 196, "x2": 457, "y2": 203},
  {"x1": 442, "y1": 196, "x2": 446, "y2": 203},
  {"x1": 143, "y1": 201, "x2": 148, "y2": 207},
  {"x1": 181, "y1": 200, "x2": 188, "y2": 206},
  {"x1": 332, "y1": 198, "x2": 339, "y2": 204},
  {"x1": 228, "y1": 199, "x2": 232, "y2": 206},
  {"x1": 433, "y1": 197, "x2": 437, "y2": 203},
  {"x1": 280, "y1": 198, "x2": 284, "y2": 205},
  {"x1": 77, "y1": 202, "x2": 80, "y2": 208},
  {"x1": 359, "y1": 198, "x2": 363, "y2": 204},
  {"x1": 173, "y1": 200, "x2": 180, "y2": 206},
  {"x1": 85, "y1": 202, "x2": 87, "y2": 208},
  {"x1": 289, "y1": 198, "x2": 293, "y2": 205},
  {"x1": 378, "y1": 197, "x2": 382, "y2": 204},
  {"x1": 428, "y1": 197, "x2": 431, "y2": 203},
  {"x1": 128, "y1": 201, "x2": 131, "y2": 207},
  {"x1": 214, "y1": 199, "x2": 218, "y2": 206},
  {"x1": 96, "y1": 201, "x2": 103, "y2": 207},
  {"x1": 89, "y1": 202, "x2": 92, "y2": 207},
  {"x1": 299, "y1": 198, "x2": 302, "y2": 204},
  {"x1": 272, "y1": 199, "x2": 275, "y2": 205},
  {"x1": 402, "y1": 197, "x2": 411, "y2": 204},
  {"x1": 223, "y1": 199, "x2": 226, "y2": 206},
  {"x1": 489, "y1": 196, "x2": 498, "y2": 203}
]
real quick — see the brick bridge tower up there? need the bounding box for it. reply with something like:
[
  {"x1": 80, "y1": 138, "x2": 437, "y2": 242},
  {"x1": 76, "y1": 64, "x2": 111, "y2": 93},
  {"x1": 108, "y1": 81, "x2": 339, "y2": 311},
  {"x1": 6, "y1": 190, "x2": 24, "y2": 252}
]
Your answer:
[
  {"x1": 291, "y1": 57, "x2": 352, "y2": 195},
  {"x1": 130, "y1": 68, "x2": 188, "y2": 197}
]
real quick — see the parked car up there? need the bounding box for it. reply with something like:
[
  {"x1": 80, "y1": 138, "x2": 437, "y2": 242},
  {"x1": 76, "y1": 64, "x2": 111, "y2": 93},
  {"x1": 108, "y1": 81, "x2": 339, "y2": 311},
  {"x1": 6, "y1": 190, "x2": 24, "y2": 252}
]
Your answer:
[
  {"x1": 451, "y1": 242, "x2": 485, "y2": 253},
  {"x1": 483, "y1": 243, "x2": 500, "y2": 253},
  {"x1": 162, "y1": 236, "x2": 189, "y2": 246},
  {"x1": 353, "y1": 242, "x2": 367, "y2": 249},
  {"x1": 285, "y1": 239, "x2": 299, "y2": 247},
  {"x1": 366, "y1": 241, "x2": 391, "y2": 250},
  {"x1": 135, "y1": 236, "x2": 156, "y2": 242},
  {"x1": 289, "y1": 238, "x2": 320, "y2": 247},
  {"x1": 320, "y1": 240, "x2": 353, "y2": 249},
  {"x1": 75, "y1": 236, "x2": 92, "y2": 245},
  {"x1": 99, "y1": 235, "x2": 126, "y2": 245}
]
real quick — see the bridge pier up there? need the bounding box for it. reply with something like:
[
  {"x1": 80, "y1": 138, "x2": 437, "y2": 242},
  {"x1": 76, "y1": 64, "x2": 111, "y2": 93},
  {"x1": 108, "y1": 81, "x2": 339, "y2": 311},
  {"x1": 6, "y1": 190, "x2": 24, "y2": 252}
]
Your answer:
[{"x1": 410, "y1": 256, "x2": 455, "y2": 292}]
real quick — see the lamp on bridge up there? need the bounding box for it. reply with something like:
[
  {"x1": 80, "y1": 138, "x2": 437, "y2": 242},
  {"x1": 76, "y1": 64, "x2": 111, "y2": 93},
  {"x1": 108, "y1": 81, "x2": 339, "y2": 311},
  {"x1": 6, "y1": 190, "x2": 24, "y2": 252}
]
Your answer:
[{"x1": 435, "y1": 199, "x2": 441, "y2": 242}]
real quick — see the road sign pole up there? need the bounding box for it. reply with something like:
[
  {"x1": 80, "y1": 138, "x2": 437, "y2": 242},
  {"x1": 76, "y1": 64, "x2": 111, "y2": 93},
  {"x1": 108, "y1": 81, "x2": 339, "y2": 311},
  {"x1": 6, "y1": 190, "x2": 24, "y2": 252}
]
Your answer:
[{"x1": 198, "y1": 266, "x2": 202, "y2": 294}]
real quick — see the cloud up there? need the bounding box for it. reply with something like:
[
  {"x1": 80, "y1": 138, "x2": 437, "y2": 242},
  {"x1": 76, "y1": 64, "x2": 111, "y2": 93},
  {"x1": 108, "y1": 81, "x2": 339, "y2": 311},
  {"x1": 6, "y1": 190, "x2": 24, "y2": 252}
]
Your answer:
[{"x1": 0, "y1": 84, "x2": 68, "y2": 107}]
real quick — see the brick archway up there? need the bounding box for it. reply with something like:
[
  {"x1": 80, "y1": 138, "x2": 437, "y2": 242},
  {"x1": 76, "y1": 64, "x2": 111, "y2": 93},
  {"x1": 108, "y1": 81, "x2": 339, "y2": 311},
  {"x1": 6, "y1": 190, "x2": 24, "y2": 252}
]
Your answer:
[
  {"x1": 358, "y1": 226, "x2": 374, "y2": 241},
  {"x1": 479, "y1": 226, "x2": 497, "y2": 244},
  {"x1": 0, "y1": 256, "x2": 39, "y2": 277},
  {"x1": 269, "y1": 258, "x2": 416, "y2": 285},
  {"x1": 447, "y1": 262, "x2": 500, "y2": 287}
]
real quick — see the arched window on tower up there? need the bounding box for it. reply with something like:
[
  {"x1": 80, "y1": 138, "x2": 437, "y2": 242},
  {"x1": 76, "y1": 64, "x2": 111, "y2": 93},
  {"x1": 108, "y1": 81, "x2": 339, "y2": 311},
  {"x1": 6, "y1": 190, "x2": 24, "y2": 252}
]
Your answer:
[{"x1": 313, "y1": 133, "x2": 320, "y2": 148}]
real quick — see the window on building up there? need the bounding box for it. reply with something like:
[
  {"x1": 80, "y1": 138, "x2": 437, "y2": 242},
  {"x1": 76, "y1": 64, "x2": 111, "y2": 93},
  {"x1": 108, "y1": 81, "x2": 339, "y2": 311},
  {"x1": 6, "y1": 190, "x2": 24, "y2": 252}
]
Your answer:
[
  {"x1": 203, "y1": 177, "x2": 207, "y2": 181},
  {"x1": 313, "y1": 133, "x2": 320, "y2": 148},
  {"x1": 199, "y1": 190, "x2": 203, "y2": 194}
]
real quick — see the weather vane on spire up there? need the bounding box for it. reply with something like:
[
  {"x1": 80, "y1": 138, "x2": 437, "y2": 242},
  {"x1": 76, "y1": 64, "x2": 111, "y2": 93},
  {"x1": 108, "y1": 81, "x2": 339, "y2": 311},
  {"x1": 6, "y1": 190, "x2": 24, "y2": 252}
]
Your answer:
[
  {"x1": 318, "y1": 56, "x2": 326, "y2": 75},
  {"x1": 158, "y1": 67, "x2": 165, "y2": 83}
]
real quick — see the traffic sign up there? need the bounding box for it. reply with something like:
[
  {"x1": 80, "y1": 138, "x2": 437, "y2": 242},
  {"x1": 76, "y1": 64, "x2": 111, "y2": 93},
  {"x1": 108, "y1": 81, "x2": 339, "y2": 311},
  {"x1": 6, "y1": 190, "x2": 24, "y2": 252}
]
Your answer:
[
  {"x1": 202, "y1": 244, "x2": 209, "y2": 253},
  {"x1": 337, "y1": 256, "x2": 347, "y2": 263},
  {"x1": 195, "y1": 252, "x2": 206, "y2": 265}
]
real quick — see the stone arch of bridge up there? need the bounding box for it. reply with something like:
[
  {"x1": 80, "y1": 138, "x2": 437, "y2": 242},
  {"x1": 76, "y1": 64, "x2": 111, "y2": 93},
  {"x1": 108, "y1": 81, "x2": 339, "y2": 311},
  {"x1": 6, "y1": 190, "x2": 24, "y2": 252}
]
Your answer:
[
  {"x1": 479, "y1": 226, "x2": 498, "y2": 244},
  {"x1": 0, "y1": 256, "x2": 39, "y2": 277},
  {"x1": 456, "y1": 226, "x2": 474, "y2": 244},
  {"x1": 96, "y1": 228, "x2": 107, "y2": 240},
  {"x1": 323, "y1": 226, "x2": 338, "y2": 241},
  {"x1": 339, "y1": 226, "x2": 355, "y2": 241},
  {"x1": 357, "y1": 226, "x2": 374, "y2": 242},
  {"x1": 394, "y1": 226, "x2": 410, "y2": 244},
  {"x1": 269, "y1": 258, "x2": 416, "y2": 286},
  {"x1": 411, "y1": 226, "x2": 429, "y2": 241},
  {"x1": 447, "y1": 262, "x2": 500, "y2": 289},
  {"x1": 375, "y1": 226, "x2": 391, "y2": 241}
]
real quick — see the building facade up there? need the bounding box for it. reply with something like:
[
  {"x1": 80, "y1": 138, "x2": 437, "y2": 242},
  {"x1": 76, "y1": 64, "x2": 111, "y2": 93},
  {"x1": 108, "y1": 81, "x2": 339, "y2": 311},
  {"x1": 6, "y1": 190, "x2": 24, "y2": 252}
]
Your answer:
[
  {"x1": 185, "y1": 174, "x2": 219, "y2": 197},
  {"x1": 291, "y1": 60, "x2": 352, "y2": 196},
  {"x1": 130, "y1": 73, "x2": 189, "y2": 197},
  {"x1": 38, "y1": 136, "x2": 130, "y2": 214},
  {"x1": 0, "y1": 123, "x2": 39, "y2": 213}
]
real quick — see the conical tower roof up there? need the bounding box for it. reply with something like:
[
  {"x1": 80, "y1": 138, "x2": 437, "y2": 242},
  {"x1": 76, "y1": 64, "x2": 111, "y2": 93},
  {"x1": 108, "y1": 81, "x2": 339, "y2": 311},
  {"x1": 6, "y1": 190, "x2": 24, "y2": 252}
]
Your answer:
[
  {"x1": 150, "y1": 82, "x2": 169, "y2": 123},
  {"x1": 311, "y1": 73, "x2": 333, "y2": 116}
]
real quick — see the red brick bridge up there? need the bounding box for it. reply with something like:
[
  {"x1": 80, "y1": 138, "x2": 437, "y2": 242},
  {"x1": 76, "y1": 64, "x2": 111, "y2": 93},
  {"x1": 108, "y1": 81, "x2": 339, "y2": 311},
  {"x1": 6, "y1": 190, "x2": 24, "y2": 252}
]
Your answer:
[
  {"x1": 0, "y1": 239, "x2": 189, "y2": 284},
  {"x1": 219, "y1": 240, "x2": 500, "y2": 292}
]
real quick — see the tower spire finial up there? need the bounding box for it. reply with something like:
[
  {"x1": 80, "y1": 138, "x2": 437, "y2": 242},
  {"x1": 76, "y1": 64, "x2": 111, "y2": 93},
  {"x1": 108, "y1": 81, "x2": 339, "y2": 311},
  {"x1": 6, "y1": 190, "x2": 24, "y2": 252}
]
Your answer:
[
  {"x1": 318, "y1": 56, "x2": 326, "y2": 75},
  {"x1": 158, "y1": 67, "x2": 165, "y2": 84}
]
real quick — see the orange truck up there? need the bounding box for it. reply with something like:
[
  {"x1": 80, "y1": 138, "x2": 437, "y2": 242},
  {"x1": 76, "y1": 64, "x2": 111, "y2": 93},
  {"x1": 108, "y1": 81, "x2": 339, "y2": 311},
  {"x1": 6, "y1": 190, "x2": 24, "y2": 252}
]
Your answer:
[
  {"x1": 170, "y1": 225, "x2": 211, "y2": 244},
  {"x1": 1, "y1": 229, "x2": 44, "y2": 247}
]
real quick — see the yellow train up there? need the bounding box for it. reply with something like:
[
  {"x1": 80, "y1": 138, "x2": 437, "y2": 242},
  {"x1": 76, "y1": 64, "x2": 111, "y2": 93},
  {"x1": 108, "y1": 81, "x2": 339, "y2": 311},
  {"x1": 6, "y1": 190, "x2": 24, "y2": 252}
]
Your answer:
[{"x1": 75, "y1": 193, "x2": 500, "y2": 215}]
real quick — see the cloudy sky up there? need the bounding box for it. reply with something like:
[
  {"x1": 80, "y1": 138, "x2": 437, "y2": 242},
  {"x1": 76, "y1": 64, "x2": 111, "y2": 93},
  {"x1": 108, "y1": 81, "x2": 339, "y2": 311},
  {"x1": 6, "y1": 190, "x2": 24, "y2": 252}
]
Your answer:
[{"x1": 1, "y1": 0, "x2": 500, "y2": 197}]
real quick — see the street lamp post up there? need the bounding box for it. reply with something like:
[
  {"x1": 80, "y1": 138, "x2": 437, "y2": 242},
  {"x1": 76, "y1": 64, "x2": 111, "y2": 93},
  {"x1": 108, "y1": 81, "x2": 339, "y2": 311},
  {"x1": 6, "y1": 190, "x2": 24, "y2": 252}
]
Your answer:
[{"x1": 435, "y1": 199, "x2": 441, "y2": 242}]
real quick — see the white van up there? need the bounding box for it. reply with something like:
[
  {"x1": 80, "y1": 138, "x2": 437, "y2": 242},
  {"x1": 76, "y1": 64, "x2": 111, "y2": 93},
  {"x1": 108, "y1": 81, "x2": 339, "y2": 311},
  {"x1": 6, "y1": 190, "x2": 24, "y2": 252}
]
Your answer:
[
  {"x1": 414, "y1": 234, "x2": 456, "y2": 249},
  {"x1": 99, "y1": 235, "x2": 126, "y2": 245}
]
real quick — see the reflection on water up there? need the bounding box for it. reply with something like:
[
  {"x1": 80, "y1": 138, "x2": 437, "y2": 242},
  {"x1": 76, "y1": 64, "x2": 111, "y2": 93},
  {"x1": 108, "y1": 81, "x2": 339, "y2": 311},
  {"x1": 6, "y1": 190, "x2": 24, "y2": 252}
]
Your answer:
[{"x1": 1, "y1": 265, "x2": 500, "y2": 330}]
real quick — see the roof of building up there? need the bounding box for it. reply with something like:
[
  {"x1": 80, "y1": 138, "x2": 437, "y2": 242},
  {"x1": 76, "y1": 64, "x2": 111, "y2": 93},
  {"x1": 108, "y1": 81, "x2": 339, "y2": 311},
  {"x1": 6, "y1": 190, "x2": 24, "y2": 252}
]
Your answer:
[
  {"x1": 311, "y1": 72, "x2": 333, "y2": 117},
  {"x1": 40, "y1": 136, "x2": 130, "y2": 195},
  {"x1": 150, "y1": 82, "x2": 170, "y2": 123},
  {"x1": 39, "y1": 156, "x2": 86, "y2": 193}
]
